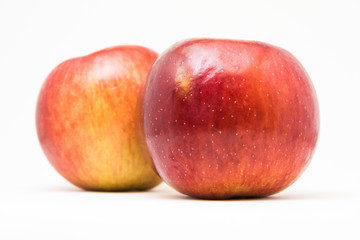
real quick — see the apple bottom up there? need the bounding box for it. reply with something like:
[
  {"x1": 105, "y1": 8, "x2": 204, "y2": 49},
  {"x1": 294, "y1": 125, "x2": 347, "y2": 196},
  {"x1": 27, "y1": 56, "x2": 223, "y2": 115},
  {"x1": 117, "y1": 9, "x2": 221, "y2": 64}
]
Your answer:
[
  {"x1": 42, "y1": 134, "x2": 161, "y2": 192},
  {"x1": 150, "y1": 133, "x2": 312, "y2": 199}
]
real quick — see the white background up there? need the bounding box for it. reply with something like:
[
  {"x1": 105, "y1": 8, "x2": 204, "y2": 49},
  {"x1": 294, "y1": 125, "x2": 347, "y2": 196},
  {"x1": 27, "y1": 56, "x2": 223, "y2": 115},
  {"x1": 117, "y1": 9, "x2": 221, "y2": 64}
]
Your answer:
[{"x1": 1, "y1": 0, "x2": 359, "y2": 239}]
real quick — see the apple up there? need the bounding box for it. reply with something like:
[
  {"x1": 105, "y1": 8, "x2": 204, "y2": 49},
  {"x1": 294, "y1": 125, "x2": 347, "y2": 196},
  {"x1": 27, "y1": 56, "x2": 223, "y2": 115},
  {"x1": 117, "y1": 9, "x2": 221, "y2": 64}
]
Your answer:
[
  {"x1": 36, "y1": 46, "x2": 162, "y2": 191},
  {"x1": 143, "y1": 39, "x2": 319, "y2": 199}
]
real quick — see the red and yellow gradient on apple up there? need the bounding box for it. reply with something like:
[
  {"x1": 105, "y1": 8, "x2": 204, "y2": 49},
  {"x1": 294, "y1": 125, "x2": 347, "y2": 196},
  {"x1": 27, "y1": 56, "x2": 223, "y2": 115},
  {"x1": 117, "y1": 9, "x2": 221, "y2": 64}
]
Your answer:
[
  {"x1": 143, "y1": 39, "x2": 319, "y2": 199},
  {"x1": 36, "y1": 46, "x2": 161, "y2": 191}
]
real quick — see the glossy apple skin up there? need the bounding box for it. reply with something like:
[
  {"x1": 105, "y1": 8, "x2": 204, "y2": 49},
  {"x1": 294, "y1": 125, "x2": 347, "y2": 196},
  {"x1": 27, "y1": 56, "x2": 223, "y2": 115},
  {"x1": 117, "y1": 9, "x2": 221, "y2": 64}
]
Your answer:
[
  {"x1": 37, "y1": 46, "x2": 162, "y2": 191},
  {"x1": 143, "y1": 39, "x2": 319, "y2": 199}
]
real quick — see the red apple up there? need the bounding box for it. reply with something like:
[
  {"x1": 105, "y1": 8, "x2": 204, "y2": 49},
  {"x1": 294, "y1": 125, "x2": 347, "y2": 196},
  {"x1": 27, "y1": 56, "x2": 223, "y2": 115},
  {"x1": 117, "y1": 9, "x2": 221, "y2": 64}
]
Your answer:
[
  {"x1": 36, "y1": 46, "x2": 162, "y2": 191},
  {"x1": 143, "y1": 39, "x2": 319, "y2": 199}
]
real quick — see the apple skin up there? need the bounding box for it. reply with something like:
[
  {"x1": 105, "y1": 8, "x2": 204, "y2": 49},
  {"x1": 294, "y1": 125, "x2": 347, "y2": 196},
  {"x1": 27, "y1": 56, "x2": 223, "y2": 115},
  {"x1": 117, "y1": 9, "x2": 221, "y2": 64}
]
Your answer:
[
  {"x1": 36, "y1": 46, "x2": 162, "y2": 191},
  {"x1": 143, "y1": 39, "x2": 319, "y2": 199}
]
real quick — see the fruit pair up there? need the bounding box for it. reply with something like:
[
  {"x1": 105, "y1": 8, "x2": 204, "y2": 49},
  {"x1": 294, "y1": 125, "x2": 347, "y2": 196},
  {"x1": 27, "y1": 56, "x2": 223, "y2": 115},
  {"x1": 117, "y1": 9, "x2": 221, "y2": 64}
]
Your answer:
[{"x1": 36, "y1": 39, "x2": 319, "y2": 199}]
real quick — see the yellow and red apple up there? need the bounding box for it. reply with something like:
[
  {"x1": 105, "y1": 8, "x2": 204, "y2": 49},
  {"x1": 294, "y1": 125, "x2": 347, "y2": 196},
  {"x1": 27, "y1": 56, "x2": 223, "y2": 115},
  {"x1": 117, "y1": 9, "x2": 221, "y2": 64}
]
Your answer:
[
  {"x1": 143, "y1": 39, "x2": 319, "y2": 199},
  {"x1": 36, "y1": 46, "x2": 162, "y2": 191}
]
